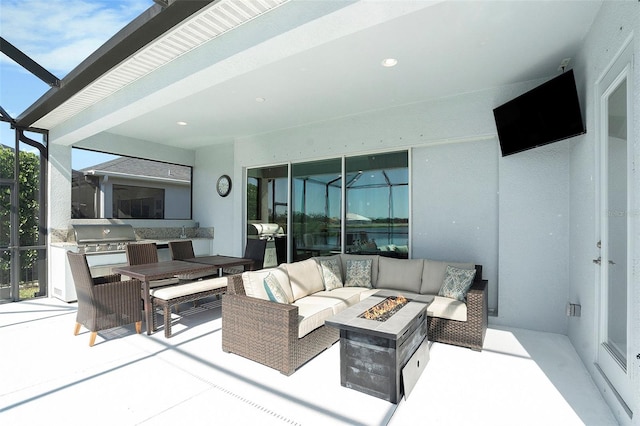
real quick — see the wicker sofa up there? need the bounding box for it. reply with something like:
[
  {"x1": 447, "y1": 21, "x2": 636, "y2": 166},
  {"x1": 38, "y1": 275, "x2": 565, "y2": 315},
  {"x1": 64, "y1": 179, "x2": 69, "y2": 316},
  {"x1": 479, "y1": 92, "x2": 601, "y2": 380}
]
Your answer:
[{"x1": 222, "y1": 254, "x2": 487, "y2": 375}]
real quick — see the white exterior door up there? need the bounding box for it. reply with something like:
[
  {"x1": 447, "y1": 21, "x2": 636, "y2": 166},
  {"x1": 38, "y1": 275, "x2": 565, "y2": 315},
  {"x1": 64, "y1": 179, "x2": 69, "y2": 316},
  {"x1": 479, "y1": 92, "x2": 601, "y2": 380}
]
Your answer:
[{"x1": 596, "y1": 42, "x2": 634, "y2": 417}]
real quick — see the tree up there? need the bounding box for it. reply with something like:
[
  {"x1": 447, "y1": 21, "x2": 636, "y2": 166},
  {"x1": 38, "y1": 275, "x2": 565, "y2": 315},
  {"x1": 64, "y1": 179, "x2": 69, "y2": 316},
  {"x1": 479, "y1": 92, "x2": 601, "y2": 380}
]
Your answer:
[{"x1": 0, "y1": 144, "x2": 41, "y2": 282}]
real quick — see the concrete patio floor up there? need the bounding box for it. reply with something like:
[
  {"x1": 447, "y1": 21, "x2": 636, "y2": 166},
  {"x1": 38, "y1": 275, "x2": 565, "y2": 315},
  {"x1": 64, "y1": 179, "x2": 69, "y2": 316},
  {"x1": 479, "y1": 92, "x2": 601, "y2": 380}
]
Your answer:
[{"x1": 0, "y1": 297, "x2": 618, "y2": 425}]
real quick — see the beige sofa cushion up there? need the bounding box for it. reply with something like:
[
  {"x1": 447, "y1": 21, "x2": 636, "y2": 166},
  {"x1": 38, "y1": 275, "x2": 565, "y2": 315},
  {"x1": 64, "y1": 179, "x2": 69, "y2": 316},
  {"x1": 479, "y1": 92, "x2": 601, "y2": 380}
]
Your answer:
[
  {"x1": 376, "y1": 257, "x2": 423, "y2": 293},
  {"x1": 292, "y1": 299, "x2": 335, "y2": 338},
  {"x1": 309, "y1": 287, "x2": 369, "y2": 313},
  {"x1": 339, "y1": 254, "x2": 379, "y2": 288},
  {"x1": 285, "y1": 258, "x2": 325, "y2": 301},
  {"x1": 427, "y1": 295, "x2": 467, "y2": 322},
  {"x1": 241, "y1": 266, "x2": 293, "y2": 303},
  {"x1": 357, "y1": 288, "x2": 381, "y2": 301},
  {"x1": 420, "y1": 259, "x2": 475, "y2": 295}
]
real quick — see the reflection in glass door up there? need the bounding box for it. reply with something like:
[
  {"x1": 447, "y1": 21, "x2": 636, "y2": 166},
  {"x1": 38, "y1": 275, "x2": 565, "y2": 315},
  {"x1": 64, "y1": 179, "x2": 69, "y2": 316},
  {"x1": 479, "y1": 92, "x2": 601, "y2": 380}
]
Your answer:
[
  {"x1": 292, "y1": 159, "x2": 342, "y2": 261},
  {"x1": 597, "y1": 45, "x2": 633, "y2": 414}
]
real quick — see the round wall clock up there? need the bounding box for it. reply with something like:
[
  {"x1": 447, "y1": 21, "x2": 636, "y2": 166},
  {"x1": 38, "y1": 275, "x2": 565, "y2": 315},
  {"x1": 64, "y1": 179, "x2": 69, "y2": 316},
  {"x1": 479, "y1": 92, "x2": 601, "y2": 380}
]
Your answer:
[{"x1": 216, "y1": 174, "x2": 232, "y2": 197}]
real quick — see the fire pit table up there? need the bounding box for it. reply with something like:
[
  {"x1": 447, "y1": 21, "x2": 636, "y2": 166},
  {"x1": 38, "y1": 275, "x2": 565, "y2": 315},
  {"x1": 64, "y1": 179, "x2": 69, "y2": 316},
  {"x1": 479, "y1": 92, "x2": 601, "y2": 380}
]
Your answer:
[{"x1": 325, "y1": 290, "x2": 433, "y2": 403}]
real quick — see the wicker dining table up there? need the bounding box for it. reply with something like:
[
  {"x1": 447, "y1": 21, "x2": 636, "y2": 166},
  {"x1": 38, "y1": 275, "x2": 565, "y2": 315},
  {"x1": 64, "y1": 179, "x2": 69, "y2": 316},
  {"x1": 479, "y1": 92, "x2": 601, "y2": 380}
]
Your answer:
[{"x1": 113, "y1": 260, "x2": 217, "y2": 335}]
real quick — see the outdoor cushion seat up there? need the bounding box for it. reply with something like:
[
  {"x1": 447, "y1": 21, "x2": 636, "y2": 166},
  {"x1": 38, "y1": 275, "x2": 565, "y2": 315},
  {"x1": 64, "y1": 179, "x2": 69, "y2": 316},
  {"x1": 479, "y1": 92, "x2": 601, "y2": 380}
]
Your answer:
[
  {"x1": 150, "y1": 276, "x2": 227, "y2": 338},
  {"x1": 150, "y1": 277, "x2": 227, "y2": 300},
  {"x1": 426, "y1": 295, "x2": 467, "y2": 322},
  {"x1": 291, "y1": 300, "x2": 335, "y2": 338},
  {"x1": 307, "y1": 287, "x2": 369, "y2": 313},
  {"x1": 295, "y1": 293, "x2": 349, "y2": 316}
]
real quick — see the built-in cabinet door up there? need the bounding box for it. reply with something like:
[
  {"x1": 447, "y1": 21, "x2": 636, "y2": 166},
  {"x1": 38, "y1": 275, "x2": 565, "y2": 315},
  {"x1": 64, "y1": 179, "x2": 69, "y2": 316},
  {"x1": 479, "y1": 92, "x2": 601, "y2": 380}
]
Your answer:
[{"x1": 596, "y1": 43, "x2": 634, "y2": 416}]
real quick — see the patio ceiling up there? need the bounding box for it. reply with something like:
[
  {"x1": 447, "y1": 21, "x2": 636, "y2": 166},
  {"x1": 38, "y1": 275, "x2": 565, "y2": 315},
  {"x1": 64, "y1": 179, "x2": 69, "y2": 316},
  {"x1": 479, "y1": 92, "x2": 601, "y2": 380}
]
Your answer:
[{"x1": 19, "y1": 0, "x2": 602, "y2": 149}]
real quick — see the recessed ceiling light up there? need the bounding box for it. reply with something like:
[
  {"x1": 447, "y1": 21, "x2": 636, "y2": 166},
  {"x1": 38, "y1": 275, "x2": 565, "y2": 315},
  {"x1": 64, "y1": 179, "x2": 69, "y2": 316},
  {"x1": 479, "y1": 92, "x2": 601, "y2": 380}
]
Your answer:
[
  {"x1": 381, "y1": 58, "x2": 398, "y2": 67},
  {"x1": 256, "y1": 97, "x2": 266, "y2": 103},
  {"x1": 176, "y1": 121, "x2": 188, "y2": 126}
]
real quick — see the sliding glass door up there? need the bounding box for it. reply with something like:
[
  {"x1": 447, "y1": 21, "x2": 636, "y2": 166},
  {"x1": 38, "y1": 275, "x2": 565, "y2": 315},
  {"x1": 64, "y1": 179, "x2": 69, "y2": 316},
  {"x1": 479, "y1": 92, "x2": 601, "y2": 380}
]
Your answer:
[
  {"x1": 246, "y1": 150, "x2": 409, "y2": 265},
  {"x1": 291, "y1": 159, "x2": 342, "y2": 261},
  {"x1": 345, "y1": 152, "x2": 409, "y2": 257}
]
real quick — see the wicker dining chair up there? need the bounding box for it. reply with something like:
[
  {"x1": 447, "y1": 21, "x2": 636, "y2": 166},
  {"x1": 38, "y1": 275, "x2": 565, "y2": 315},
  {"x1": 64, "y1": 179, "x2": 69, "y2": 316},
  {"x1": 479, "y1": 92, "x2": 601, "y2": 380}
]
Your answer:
[
  {"x1": 223, "y1": 238, "x2": 267, "y2": 275},
  {"x1": 125, "y1": 242, "x2": 180, "y2": 287},
  {"x1": 67, "y1": 251, "x2": 142, "y2": 346},
  {"x1": 168, "y1": 240, "x2": 217, "y2": 280},
  {"x1": 169, "y1": 240, "x2": 195, "y2": 260}
]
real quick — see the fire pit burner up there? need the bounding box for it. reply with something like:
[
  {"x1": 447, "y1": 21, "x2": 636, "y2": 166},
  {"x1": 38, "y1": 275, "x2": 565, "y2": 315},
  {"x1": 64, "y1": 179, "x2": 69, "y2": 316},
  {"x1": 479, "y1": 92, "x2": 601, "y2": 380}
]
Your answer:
[{"x1": 359, "y1": 295, "x2": 409, "y2": 322}]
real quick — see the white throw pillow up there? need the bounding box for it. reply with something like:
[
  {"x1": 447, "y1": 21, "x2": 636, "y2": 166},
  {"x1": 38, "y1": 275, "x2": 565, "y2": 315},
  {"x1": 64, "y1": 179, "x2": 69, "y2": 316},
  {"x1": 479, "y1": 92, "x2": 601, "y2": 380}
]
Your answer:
[
  {"x1": 241, "y1": 267, "x2": 292, "y2": 303},
  {"x1": 263, "y1": 272, "x2": 290, "y2": 304}
]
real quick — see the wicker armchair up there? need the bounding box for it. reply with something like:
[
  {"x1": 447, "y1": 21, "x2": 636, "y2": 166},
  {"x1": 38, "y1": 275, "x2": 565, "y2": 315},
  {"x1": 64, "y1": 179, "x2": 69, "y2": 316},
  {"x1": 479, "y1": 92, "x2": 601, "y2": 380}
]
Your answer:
[
  {"x1": 427, "y1": 265, "x2": 488, "y2": 351},
  {"x1": 125, "y1": 242, "x2": 180, "y2": 287},
  {"x1": 67, "y1": 251, "x2": 143, "y2": 346},
  {"x1": 222, "y1": 274, "x2": 338, "y2": 375}
]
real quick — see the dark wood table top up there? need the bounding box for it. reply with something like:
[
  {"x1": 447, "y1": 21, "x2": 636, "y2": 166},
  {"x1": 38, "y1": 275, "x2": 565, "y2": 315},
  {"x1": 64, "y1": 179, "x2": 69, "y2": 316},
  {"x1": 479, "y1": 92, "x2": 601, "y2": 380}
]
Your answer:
[
  {"x1": 182, "y1": 255, "x2": 255, "y2": 269},
  {"x1": 113, "y1": 260, "x2": 215, "y2": 281}
]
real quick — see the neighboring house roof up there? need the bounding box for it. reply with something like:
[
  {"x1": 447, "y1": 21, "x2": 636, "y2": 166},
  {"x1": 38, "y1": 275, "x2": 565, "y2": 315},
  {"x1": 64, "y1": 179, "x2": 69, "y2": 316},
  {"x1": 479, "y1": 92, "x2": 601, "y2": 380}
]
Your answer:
[{"x1": 80, "y1": 156, "x2": 190, "y2": 182}]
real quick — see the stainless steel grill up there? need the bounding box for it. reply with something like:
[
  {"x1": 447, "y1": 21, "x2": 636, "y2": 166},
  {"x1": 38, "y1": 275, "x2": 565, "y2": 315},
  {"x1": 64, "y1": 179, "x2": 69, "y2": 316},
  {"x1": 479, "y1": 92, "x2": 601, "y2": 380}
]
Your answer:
[
  {"x1": 247, "y1": 223, "x2": 284, "y2": 240},
  {"x1": 72, "y1": 224, "x2": 137, "y2": 253}
]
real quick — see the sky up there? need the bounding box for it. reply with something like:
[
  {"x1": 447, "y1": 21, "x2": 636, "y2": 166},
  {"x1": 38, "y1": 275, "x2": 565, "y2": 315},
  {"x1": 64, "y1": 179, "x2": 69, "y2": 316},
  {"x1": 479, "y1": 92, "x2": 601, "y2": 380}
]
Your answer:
[{"x1": 0, "y1": 0, "x2": 152, "y2": 164}]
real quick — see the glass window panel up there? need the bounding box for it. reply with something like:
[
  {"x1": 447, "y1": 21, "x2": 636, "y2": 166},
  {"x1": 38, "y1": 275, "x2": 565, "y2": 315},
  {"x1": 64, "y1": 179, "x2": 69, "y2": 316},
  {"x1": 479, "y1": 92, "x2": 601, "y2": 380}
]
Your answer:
[
  {"x1": 606, "y1": 79, "x2": 627, "y2": 363},
  {"x1": 247, "y1": 165, "x2": 288, "y2": 225},
  {"x1": 113, "y1": 185, "x2": 165, "y2": 218},
  {"x1": 247, "y1": 165, "x2": 289, "y2": 267},
  {"x1": 71, "y1": 147, "x2": 192, "y2": 219},
  {"x1": 345, "y1": 151, "x2": 408, "y2": 257},
  {"x1": 292, "y1": 159, "x2": 341, "y2": 260}
]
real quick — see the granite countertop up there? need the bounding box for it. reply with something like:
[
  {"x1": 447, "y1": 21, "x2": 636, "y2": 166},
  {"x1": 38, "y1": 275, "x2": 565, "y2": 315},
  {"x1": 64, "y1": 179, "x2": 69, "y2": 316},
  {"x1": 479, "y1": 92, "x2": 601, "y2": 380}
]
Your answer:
[{"x1": 51, "y1": 237, "x2": 213, "y2": 249}]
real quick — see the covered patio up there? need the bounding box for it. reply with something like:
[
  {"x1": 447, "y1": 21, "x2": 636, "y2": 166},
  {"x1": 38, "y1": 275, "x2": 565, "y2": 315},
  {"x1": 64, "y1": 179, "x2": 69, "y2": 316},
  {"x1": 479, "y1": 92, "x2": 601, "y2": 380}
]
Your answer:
[
  {"x1": 0, "y1": 298, "x2": 616, "y2": 425},
  {"x1": 1, "y1": 1, "x2": 639, "y2": 424}
]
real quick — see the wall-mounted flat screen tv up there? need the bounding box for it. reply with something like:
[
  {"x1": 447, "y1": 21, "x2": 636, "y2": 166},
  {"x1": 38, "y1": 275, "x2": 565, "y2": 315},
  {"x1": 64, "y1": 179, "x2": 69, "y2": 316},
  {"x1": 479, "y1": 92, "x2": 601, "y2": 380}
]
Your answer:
[{"x1": 493, "y1": 69, "x2": 586, "y2": 157}]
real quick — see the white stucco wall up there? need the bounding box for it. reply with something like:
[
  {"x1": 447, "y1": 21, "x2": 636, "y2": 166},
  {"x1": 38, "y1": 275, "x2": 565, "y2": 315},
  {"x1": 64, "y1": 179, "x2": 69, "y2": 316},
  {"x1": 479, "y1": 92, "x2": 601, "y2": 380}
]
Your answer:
[
  {"x1": 495, "y1": 141, "x2": 571, "y2": 333},
  {"x1": 569, "y1": 2, "x2": 640, "y2": 424},
  {"x1": 192, "y1": 142, "x2": 237, "y2": 255},
  {"x1": 412, "y1": 139, "x2": 499, "y2": 313}
]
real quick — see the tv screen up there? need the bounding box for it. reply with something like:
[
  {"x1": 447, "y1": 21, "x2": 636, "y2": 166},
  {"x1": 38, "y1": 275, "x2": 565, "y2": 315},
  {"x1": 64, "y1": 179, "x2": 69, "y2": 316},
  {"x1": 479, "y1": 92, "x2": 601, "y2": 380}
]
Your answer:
[{"x1": 493, "y1": 70, "x2": 585, "y2": 156}]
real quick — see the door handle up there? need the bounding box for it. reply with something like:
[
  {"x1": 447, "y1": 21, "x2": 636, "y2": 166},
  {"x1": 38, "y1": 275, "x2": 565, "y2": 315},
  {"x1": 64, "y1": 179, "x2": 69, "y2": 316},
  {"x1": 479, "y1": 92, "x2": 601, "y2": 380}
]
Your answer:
[{"x1": 593, "y1": 257, "x2": 616, "y2": 265}]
